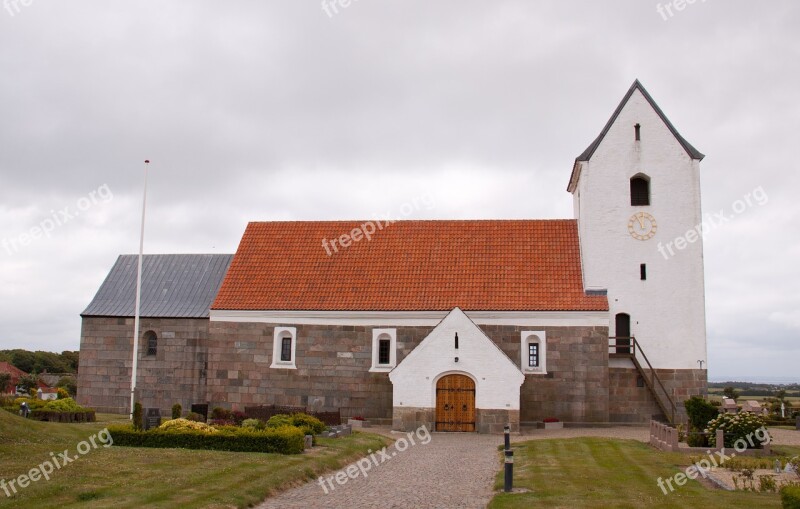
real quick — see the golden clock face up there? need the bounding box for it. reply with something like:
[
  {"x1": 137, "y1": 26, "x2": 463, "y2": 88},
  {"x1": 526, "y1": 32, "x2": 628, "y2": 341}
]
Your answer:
[{"x1": 628, "y1": 212, "x2": 657, "y2": 240}]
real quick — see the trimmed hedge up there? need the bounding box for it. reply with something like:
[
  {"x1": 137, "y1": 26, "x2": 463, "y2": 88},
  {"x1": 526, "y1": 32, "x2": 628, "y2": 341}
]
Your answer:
[
  {"x1": 107, "y1": 424, "x2": 305, "y2": 454},
  {"x1": 30, "y1": 409, "x2": 96, "y2": 423},
  {"x1": 782, "y1": 485, "x2": 800, "y2": 509}
]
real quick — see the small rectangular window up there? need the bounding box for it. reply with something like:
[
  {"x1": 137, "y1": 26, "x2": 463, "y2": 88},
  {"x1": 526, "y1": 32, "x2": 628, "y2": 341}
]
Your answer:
[
  {"x1": 145, "y1": 332, "x2": 157, "y2": 356},
  {"x1": 528, "y1": 343, "x2": 539, "y2": 368},
  {"x1": 640, "y1": 263, "x2": 647, "y2": 280},
  {"x1": 634, "y1": 123, "x2": 641, "y2": 141},
  {"x1": 280, "y1": 337, "x2": 292, "y2": 362},
  {"x1": 378, "y1": 339, "x2": 390, "y2": 365}
]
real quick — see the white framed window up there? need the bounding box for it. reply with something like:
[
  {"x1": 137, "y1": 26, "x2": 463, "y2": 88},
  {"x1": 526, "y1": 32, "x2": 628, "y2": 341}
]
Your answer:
[
  {"x1": 270, "y1": 327, "x2": 297, "y2": 369},
  {"x1": 369, "y1": 328, "x2": 397, "y2": 372},
  {"x1": 521, "y1": 331, "x2": 546, "y2": 374}
]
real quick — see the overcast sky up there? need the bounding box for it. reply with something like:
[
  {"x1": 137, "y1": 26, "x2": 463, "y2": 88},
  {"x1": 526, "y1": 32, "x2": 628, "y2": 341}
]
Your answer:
[{"x1": 1, "y1": 1, "x2": 797, "y2": 382}]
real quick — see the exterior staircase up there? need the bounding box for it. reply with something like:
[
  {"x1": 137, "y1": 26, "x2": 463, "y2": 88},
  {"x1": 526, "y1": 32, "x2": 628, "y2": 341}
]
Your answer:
[{"x1": 609, "y1": 337, "x2": 678, "y2": 426}]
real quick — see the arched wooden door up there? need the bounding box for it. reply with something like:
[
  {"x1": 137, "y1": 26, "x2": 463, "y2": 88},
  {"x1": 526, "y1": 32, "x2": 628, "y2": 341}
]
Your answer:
[{"x1": 435, "y1": 374, "x2": 476, "y2": 432}]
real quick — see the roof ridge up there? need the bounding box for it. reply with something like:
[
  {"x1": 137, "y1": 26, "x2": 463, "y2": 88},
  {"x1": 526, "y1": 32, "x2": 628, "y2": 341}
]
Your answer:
[{"x1": 575, "y1": 79, "x2": 704, "y2": 163}]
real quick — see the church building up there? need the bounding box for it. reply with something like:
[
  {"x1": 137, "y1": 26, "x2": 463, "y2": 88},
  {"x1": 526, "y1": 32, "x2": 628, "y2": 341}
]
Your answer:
[{"x1": 78, "y1": 80, "x2": 708, "y2": 432}]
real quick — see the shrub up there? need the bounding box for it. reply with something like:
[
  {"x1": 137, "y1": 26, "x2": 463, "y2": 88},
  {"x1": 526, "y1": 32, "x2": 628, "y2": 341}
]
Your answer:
[
  {"x1": 781, "y1": 484, "x2": 800, "y2": 509},
  {"x1": 266, "y1": 414, "x2": 294, "y2": 428},
  {"x1": 266, "y1": 413, "x2": 325, "y2": 435},
  {"x1": 242, "y1": 418, "x2": 264, "y2": 430},
  {"x1": 108, "y1": 423, "x2": 305, "y2": 454},
  {"x1": 289, "y1": 413, "x2": 326, "y2": 435},
  {"x1": 759, "y1": 475, "x2": 778, "y2": 493},
  {"x1": 211, "y1": 407, "x2": 231, "y2": 420},
  {"x1": 56, "y1": 388, "x2": 70, "y2": 400},
  {"x1": 172, "y1": 403, "x2": 182, "y2": 420},
  {"x1": 684, "y1": 396, "x2": 719, "y2": 432},
  {"x1": 185, "y1": 412, "x2": 205, "y2": 422},
  {"x1": 133, "y1": 402, "x2": 143, "y2": 431},
  {"x1": 686, "y1": 432, "x2": 708, "y2": 448},
  {"x1": 707, "y1": 412, "x2": 767, "y2": 449},
  {"x1": 29, "y1": 409, "x2": 96, "y2": 423},
  {"x1": 159, "y1": 418, "x2": 217, "y2": 433},
  {"x1": 43, "y1": 397, "x2": 84, "y2": 411},
  {"x1": 231, "y1": 410, "x2": 247, "y2": 425},
  {"x1": 56, "y1": 376, "x2": 77, "y2": 397},
  {"x1": 14, "y1": 397, "x2": 33, "y2": 407}
]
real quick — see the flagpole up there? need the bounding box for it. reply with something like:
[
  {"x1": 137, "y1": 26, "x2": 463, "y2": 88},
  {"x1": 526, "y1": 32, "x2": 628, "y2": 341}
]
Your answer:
[{"x1": 130, "y1": 159, "x2": 149, "y2": 420}]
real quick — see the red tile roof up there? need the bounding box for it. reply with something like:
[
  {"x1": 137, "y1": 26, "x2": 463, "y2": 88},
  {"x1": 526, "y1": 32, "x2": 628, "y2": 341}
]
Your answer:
[
  {"x1": 212, "y1": 220, "x2": 608, "y2": 312},
  {"x1": 0, "y1": 362, "x2": 27, "y2": 378},
  {"x1": 0, "y1": 362, "x2": 28, "y2": 391}
]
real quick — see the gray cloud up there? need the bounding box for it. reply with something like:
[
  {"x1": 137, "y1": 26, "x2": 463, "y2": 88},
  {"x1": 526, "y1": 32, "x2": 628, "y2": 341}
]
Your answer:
[{"x1": 1, "y1": 0, "x2": 798, "y2": 380}]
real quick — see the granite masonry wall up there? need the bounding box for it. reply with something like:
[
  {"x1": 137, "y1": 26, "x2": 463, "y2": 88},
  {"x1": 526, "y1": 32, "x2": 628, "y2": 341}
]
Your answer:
[
  {"x1": 608, "y1": 367, "x2": 708, "y2": 423},
  {"x1": 206, "y1": 322, "x2": 434, "y2": 420},
  {"x1": 208, "y1": 322, "x2": 611, "y2": 425},
  {"x1": 478, "y1": 324, "x2": 611, "y2": 423},
  {"x1": 77, "y1": 317, "x2": 209, "y2": 415},
  {"x1": 79, "y1": 317, "x2": 700, "y2": 428}
]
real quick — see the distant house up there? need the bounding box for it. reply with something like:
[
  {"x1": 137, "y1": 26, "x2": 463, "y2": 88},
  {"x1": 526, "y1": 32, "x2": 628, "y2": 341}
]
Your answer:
[
  {"x1": 37, "y1": 387, "x2": 59, "y2": 401},
  {"x1": 0, "y1": 362, "x2": 28, "y2": 394}
]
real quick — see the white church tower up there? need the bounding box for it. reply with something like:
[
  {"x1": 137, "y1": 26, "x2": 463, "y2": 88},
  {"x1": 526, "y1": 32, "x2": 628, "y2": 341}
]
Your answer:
[{"x1": 568, "y1": 80, "x2": 707, "y2": 417}]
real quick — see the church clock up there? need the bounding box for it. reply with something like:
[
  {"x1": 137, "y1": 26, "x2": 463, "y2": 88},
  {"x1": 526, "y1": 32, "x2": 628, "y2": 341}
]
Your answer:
[{"x1": 628, "y1": 212, "x2": 657, "y2": 240}]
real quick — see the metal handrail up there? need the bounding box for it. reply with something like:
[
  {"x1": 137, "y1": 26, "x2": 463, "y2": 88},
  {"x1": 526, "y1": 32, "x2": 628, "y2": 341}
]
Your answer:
[{"x1": 609, "y1": 336, "x2": 678, "y2": 424}]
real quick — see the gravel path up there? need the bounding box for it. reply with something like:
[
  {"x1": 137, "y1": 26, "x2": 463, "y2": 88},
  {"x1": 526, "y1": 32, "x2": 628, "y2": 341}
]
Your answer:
[
  {"x1": 256, "y1": 430, "x2": 501, "y2": 509},
  {"x1": 768, "y1": 427, "x2": 800, "y2": 446}
]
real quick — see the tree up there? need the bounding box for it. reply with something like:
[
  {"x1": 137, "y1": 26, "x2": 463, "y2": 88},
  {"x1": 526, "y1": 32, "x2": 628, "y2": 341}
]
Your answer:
[
  {"x1": 723, "y1": 386, "x2": 740, "y2": 401},
  {"x1": 0, "y1": 349, "x2": 79, "y2": 374},
  {"x1": 0, "y1": 373, "x2": 11, "y2": 393},
  {"x1": 60, "y1": 351, "x2": 79, "y2": 372},
  {"x1": 776, "y1": 389, "x2": 787, "y2": 402},
  {"x1": 56, "y1": 376, "x2": 77, "y2": 397},
  {"x1": 16, "y1": 373, "x2": 39, "y2": 394}
]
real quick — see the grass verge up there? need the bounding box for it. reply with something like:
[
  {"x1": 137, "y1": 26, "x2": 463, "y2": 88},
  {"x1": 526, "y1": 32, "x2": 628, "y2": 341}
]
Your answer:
[
  {"x1": 488, "y1": 437, "x2": 785, "y2": 509},
  {"x1": 0, "y1": 410, "x2": 389, "y2": 508}
]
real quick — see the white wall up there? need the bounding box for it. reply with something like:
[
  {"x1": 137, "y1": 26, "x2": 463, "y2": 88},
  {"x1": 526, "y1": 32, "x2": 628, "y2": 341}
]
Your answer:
[
  {"x1": 573, "y1": 88, "x2": 707, "y2": 370},
  {"x1": 389, "y1": 308, "x2": 525, "y2": 410}
]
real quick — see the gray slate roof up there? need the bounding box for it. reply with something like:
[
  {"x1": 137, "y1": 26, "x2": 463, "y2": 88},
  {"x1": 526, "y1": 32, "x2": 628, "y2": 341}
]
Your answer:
[
  {"x1": 82, "y1": 254, "x2": 233, "y2": 318},
  {"x1": 576, "y1": 80, "x2": 705, "y2": 162}
]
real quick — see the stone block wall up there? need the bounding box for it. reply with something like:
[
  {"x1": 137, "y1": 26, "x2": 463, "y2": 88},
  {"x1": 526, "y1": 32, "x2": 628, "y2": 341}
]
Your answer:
[
  {"x1": 608, "y1": 367, "x2": 707, "y2": 423},
  {"x1": 479, "y1": 324, "x2": 610, "y2": 423},
  {"x1": 77, "y1": 317, "x2": 209, "y2": 415},
  {"x1": 207, "y1": 322, "x2": 435, "y2": 420},
  {"x1": 392, "y1": 406, "x2": 434, "y2": 432},
  {"x1": 209, "y1": 321, "x2": 611, "y2": 425}
]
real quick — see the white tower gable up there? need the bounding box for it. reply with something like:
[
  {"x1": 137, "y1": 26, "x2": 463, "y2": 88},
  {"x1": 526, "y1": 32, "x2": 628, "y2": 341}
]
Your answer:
[
  {"x1": 568, "y1": 81, "x2": 707, "y2": 370},
  {"x1": 390, "y1": 307, "x2": 524, "y2": 410}
]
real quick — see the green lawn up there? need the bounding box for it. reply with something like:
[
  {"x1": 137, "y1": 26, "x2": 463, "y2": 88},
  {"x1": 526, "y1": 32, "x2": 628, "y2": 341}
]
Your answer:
[
  {"x1": 488, "y1": 437, "x2": 786, "y2": 509},
  {"x1": 0, "y1": 410, "x2": 390, "y2": 508}
]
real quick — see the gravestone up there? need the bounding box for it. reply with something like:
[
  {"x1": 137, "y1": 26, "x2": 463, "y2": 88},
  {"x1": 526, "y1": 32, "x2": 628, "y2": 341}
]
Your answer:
[{"x1": 143, "y1": 408, "x2": 161, "y2": 431}]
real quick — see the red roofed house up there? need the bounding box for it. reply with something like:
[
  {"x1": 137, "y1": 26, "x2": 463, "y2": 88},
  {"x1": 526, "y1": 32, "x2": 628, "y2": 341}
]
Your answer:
[
  {"x1": 0, "y1": 362, "x2": 28, "y2": 394},
  {"x1": 79, "y1": 81, "x2": 708, "y2": 431}
]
